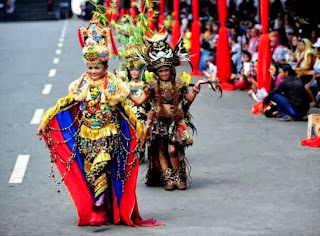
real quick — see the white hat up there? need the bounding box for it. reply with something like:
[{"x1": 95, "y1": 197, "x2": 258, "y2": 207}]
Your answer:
[{"x1": 313, "y1": 38, "x2": 320, "y2": 48}]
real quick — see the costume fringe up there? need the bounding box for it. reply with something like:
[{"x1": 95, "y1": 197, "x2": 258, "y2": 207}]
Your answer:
[
  {"x1": 120, "y1": 101, "x2": 144, "y2": 140},
  {"x1": 79, "y1": 124, "x2": 117, "y2": 140}
]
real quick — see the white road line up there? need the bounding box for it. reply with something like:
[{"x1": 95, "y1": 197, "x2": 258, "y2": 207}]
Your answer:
[
  {"x1": 59, "y1": 38, "x2": 64, "y2": 42},
  {"x1": 9, "y1": 155, "x2": 30, "y2": 184},
  {"x1": 30, "y1": 109, "x2": 44, "y2": 125},
  {"x1": 48, "y1": 69, "x2": 56, "y2": 77},
  {"x1": 53, "y1": 57, "x2": 60, "y2": 64},
  {"x1": 55, "y1": 49, "x2": 62, "y2": 55},
  {"x1": 61, "y1": 21, "x2": 68, "y2": 38},
  {"x1": 42, "y1": 84, "x2": 52, "y2": 95},
  {"x1": 58, "y1": 42, "x2": 63, "y2": 48}
]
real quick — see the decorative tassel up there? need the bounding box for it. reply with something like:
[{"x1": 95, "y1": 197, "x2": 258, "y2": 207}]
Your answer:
[
  {"x1": 78, "y1": 28, "x2": 85, "y2": 48},
  {"x1": 101, "y1": 91, "x2": 106, "y2": 103},
  {"x1": 109, "y1": 28, "x2": 118, "y2": 55},
  {"x1": 86, "y1": 88, "x2": 92, "y2": 101}
]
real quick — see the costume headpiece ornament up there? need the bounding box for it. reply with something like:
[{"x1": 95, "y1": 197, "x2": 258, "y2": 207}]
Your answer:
[
  {"x1": 139, "y1": 32, "x2": 193, "y2": 73},
  {"x1": 78, "y1": 16, "x2": 111, "y2": 64},
  {"x1": 77, "y1": 1, "x2": 118, "y2": 64}
]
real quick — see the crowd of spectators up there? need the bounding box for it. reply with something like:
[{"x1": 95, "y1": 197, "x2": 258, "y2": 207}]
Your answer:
[{"x1": 165, "y1": 0, "x2": 320, "y2": 121}]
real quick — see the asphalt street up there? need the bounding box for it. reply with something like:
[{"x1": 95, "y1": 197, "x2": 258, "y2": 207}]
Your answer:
[{"x1": 0, "y1": 19, "x2": 319, "y2": 236}]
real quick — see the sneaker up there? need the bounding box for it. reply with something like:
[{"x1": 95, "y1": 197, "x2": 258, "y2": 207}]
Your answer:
[{"x1": 277, "y1": 115, "x2": 294, "y2": 121}]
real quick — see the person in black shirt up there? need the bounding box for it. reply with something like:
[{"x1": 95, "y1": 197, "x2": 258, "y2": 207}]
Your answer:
[{"x1": 263, "y1": 64, "x2": 310, "y2": 120}]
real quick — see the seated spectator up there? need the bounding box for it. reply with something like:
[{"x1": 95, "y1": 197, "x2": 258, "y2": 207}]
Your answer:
[
  {"x1": 248, "y1": 63, "x2": 279, "y2": 102},
  {"x1": 231, "y1": 37, "x2": 242, "y2": 74},
  {"x1": 270, "y1": 36, "x2": 288, "y2": 64},
  {"x1": 232, "y1": 51, "x2": 255, "y2": 90},
  {"x1": 304, "y1": 39, "x2": 320, "y2": 107},
  {"x1": 199, "y1": 41, "x2": 212, "y2": 71},
  {"x1": 294, "y1": 38, "x2": 316, "y2": 85},
  {"x1": 263, "y1": 64, "x2": 310, "y2": 121},
  {"x1": 202, "y1": 56, "x2": 217, "y2": 81},
  {"x1": 247, "y1": 27, "x2": 260, "y2": 62}
]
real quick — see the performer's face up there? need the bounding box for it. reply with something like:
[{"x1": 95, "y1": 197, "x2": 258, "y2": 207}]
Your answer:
[
  {"x1": 87, "y1": 63, "x2": 107, "y2": 80},
  {"x1": 157, "y1": 66, "x2": 171, "y2": 81},
  {"x1": 130, "y1": 68, "x2": 139, "y2": 80}
]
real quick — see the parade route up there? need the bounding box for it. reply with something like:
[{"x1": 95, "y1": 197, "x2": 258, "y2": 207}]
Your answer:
[{"x1": 0, "y1": 19, "x2": 319, "y2": 236}]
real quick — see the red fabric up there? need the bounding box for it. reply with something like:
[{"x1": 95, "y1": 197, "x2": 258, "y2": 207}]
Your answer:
[
  {"x1": 146, "y1": 9, "x2": 155, "y2": 38},
  {"x1": 118, "y1": 126, "x2": 163, "y2": 226},
  {"x1": 78, "y1": 28, "x2": 84, "y2": 48},
  {"x1": 119, "y1": 126, "x2": 141, "y2": 225},
  {"x1": 109, "y1": 28, "x2": 118, "y2": 55},
  {"x1": 260, "y1": 0, "x2": 269, "y2": 34},
  {"x1": 43, "y1": 107, "x2": 162, "y2": 227},
  {"x1": 158, "y1": 0, "x2": 165, "y2": 33},
  {"x1": 171, "y1": 0, "x2": 180, "y2": 47},
  {"x1": 112, "y1": 188, "x2": 121, "y2": 224},
  {"x1": 216, "y1": 0, "x2": 233, "y2": 89},
  {"x1": 251, "y1": 101, "x2": 264, "y2": 114},
  {"x1": 131, "y1": 0, "x2": 137, "y2": 24},
  {"x1": 257, "y1": 0, "x2": 271, "y2": 92},
  {"x1": 44, "y1": 110, "x2": 94, "y2": 226},
  {"x1": 301, "y1": 137, "x2": 320, "y2": 148},
  {"x1": 190, "y1": 0, "x2": 201, "y2": 73},
  {"x1": 234, "y1": 80, "x2": 250, "y2": 90}
]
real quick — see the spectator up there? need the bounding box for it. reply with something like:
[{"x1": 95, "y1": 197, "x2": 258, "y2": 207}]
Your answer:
[
  {"x1": 202, "y1": 56, "x2": 217, "y2": 81},
  {"x1": 248, "y1": 63, "x2": 280, "y2": 102},
  {"x1": 199, "y1": 41, "x2": 212, "y2": 72},
  {"x1": 294, "y1": 38, "x2": 316, "y2": 84},
  {"x1": 304, "y1": 38, "x2": 320, "y2": 107},
  {"x1": 247, "y1": 27, "x2": 260, "y2": 62},
  {"x1": 270, "y1": 36, "x2": 288, "y2": 64},
  {"x1": 263, "y1": 64, "x2": 310, "y2": 121},
  {"x1": 232, "y1": 50, "x2": 255, "y2": 90},
  {"x1": 231, "y1": 37, "x2": 242, "y2": 74}
]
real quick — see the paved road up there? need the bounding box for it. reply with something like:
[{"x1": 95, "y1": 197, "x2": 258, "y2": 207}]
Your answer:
[{"x1": 0, "y1": 19, "x2": 319, "y2": 236}]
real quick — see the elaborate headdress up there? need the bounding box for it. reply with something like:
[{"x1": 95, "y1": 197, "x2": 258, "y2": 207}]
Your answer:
[
  {"x1": 78, "y1": 16, "x2": 111, "y2": 64},
  {"x1": 140, "y1": 32, "x2": 193, "y2": 73},
  {"x1": 115, "y1": 2, "x2": 154, "y2": 78}
]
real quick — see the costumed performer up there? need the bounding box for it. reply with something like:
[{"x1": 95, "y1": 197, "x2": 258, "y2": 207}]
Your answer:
[
  {"x1": 128, "y1": 33, "x2": 215, "y2": 191},
  {"x1": 37, "y1": 16, "x2": 162, "y2": 227}
]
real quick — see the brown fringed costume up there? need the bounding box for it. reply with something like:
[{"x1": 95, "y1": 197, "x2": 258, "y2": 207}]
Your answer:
[{"x1": 128, "y1": 32, "x2": 198, "y2": 190}]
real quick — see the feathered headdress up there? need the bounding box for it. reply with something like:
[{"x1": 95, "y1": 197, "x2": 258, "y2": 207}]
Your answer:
[{"x1": 115, "y1": 0, "x2": 154, "y2": 71}]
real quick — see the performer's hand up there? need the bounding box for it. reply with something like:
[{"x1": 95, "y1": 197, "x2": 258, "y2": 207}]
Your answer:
[
  {"x1": 37, "y1": 123, "x2": 45, "y2": 140},
  {"x1": 137, "y1": 137, "x2": 145, "y2": 150},
  {"x1": 196, "y1": 78, "x2": 212, "y2": 87}
]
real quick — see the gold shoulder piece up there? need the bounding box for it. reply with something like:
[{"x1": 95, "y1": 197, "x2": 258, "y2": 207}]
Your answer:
[{"x1": 41, "y1": 94, "x2": 77, "y2": 128}]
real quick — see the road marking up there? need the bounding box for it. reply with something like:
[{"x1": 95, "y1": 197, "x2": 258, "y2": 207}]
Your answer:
[
  {"x1": 61, "y1": 21, "x2": 68, "y2": 38},
  {"x1": 59, "y1": 38, "x2": 64, "y2": 42},
  {"x1": 55, "y1": 49, "x2": 62, "y2": 55},
  {"x1": 48, "y1": 69, "x2": 56, "y2": 77},
  {"x1": 58, "y1": 42, "x2": 63, "y2": 48},
  {"x1": 9, "y1": 155, "x2": 30, "y2": 184},
  {"x1": 53, "y1": 57, "x2": 60, "y2": 64},
  {"x1": 30, "y1": 109, "x2": 44, "y2": 124},
  {"x1": 42, "y1": 84, "x2": 52, "y2": 94}
]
